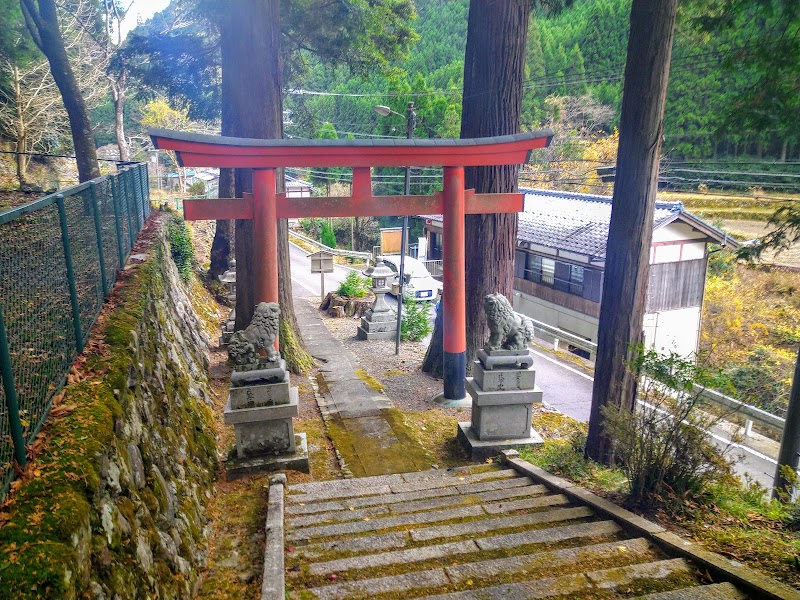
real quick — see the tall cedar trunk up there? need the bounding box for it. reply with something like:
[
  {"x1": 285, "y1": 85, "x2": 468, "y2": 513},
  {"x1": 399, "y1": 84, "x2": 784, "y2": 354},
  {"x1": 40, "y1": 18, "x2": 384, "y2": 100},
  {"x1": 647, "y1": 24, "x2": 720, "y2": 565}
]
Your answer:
[
  {"x1": 773, "y1": 345, "x2": 800, "y2": 497},
  {"x1": 585, "y1": 0, "x2": 678, "y2": 464},
  {"x1": 12, "y1": 66, "x2": 29, "y2": 184},
  {"x1": 462, "y1": 0, "x2": 527, "y2": 369},
  {"x1": 223, "y1": 0, "x2": 311, "y2": 373},
  {"x1": 421, "y1": 0, "x2": 528, "y2": 377},
  {"x1": 209, "y1": 168, "x2": 234, "y2": 281},
  {"x1": 21, "y1": 0, "x2": 100, "y2": 183}
]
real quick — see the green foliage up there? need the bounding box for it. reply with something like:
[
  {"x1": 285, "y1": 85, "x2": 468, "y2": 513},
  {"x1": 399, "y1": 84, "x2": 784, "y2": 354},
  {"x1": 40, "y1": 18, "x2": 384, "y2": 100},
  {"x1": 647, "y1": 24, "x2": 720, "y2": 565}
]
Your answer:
[
  {"x1": 336, "y1": 270, "x2": 371, "y2": 298},
  {"x1": 706, "y1": 246, "x2": 736, "y2": 279},
  {"x1": 603, "y1": 347, "x2": 734, "y2": 509},
  {"x1": 726, "y1": 346, "x2": 791, "y2": 414},
  {"x1": 187, "y1": 180, "x2": 206, "y2": 196},
  {"x1": 319, "y1": 220, "x2": 337, "y2": 248},
  {"x1": 168, "y1": 216, "x2": 194, "y2": 281},
  {"x1": 400, "y1": 294, "x2": 432, "y2": 342}
]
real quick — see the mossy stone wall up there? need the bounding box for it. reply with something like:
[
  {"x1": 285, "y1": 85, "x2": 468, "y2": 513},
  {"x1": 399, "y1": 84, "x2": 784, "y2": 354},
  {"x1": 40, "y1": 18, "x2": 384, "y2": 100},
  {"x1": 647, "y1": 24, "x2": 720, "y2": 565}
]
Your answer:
[{"x1": 0, "y1": 220, "x2": 218, "y2": 599}]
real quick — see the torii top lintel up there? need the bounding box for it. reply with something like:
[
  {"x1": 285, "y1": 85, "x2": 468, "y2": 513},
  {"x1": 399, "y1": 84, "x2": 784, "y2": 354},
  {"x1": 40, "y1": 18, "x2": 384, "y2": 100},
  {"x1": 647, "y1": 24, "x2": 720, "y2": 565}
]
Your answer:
[{"x1": 148, "y1": 128, "x2": 553, "y2": 169}]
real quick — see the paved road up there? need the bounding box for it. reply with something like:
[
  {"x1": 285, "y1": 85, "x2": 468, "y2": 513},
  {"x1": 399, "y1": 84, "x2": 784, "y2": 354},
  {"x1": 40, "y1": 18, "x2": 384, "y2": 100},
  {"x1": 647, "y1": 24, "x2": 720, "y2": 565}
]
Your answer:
[{"x1": 289, "y1": 243, "x2": 778, "y2": 488}]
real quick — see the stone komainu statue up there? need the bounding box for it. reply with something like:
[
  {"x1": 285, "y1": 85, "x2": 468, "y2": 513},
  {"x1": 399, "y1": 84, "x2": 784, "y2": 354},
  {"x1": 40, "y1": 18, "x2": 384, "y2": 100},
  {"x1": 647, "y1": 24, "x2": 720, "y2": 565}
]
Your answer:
[
  {"x1": 484, "y1": 293, "x2": 535, "y2": 351},
  {"x1": 228, "y1": 302, "x2": 281, "y2": 366}
]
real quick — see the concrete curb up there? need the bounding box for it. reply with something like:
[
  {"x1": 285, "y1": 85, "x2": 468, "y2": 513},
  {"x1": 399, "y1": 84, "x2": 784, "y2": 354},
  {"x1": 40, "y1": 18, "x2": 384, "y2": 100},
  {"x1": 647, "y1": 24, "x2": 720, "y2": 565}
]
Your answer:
[
  {"x1": 502, "y1": 451, "x2": 800, "y2": 600},
  {"x1": 261, "y1": 474, "x2": 286, "y2": 600}
]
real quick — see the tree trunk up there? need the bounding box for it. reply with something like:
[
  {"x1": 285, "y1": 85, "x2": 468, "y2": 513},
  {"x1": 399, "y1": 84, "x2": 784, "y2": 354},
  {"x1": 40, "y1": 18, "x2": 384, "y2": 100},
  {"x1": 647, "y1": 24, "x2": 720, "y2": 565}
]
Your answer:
[
  {"x1": 209, "y1": 168, "x2": 234, "y2": 280},
  {"x1": 223, "y1": 0, "x2": 310, "y2": 372},
  {"x1": 421, "y1": 302, "x2": 444, "y2": 378},
  {"x1": 21, "y1": 0, "x2": 100, "y2": 183},
  {"x1": 585, "y1": 0, "x2": 678, "y2": 464},
  {"x1": 420, "y1": 0, "x2": 528, "y2": 378},
  {"x1": 111, "y1": 72, "x2": 130, "y2": 162},
  {"x1": 773, "y1": 345, "x2": 800, "y2": 498},
  {"x1": 461, "y1": 0, "x2": 528, "y2": 371}
]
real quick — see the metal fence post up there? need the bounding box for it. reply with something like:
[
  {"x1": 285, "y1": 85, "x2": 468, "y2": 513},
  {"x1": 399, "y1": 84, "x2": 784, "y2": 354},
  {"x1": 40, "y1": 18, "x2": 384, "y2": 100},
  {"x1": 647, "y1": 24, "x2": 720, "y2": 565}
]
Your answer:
[
  {"x1": 0, "y1": 307, "x2": 27, "y2": 468},
  {"x1": 122, "y1": 169, "x2": 135, "y2": 249},
  {"x1": 125, "y1": 167, "x2": 141, "y2": 235},
  {"x1": 57, "y1": 195, "x2": 84, "y2": 353},
  {"x1": 139, "y1": 164, "x2": 149, "y2": 219},
  {"x1": 143, "y1": 164, "x2": 151, "y2": 217},
  {"x1": 110, "y1": 173, "x2": 125, "y2": 269},
  {"x1": 89, "y1": 181, "x2": 109, "y2": 298}
]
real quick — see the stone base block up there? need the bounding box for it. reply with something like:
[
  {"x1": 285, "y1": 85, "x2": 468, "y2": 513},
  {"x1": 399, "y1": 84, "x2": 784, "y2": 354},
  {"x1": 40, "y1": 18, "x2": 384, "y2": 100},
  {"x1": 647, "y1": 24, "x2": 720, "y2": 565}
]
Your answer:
[
  {"x1": 472, "y1": 401, "x2": 533, "y2": 440},
  {"x1": 225, "y1": 433, "x2": 310, "y2": 480},
  {"x1": 229, "y1": 374, "x2": 291, "y2": 409},
  {"x1": 457, "y1": 423, "x2": 543, "y2": 462},
  {"x1": 473, "y1": 361, "x2": 536, "y2": 391},
  {"x1": 477, "y1": 349, "x2": 534, "y2": 370},
  {"x1": 466, "y1": 378, "x2": 542, "y2": 407},
  {"x1": 357, "y1": 325, "x2": 397, "y2": 340},
  {"x1": 364, "y1": 309, "x2": 395, "y2": 323},
  {"x1": 224, "y1": 387, "x2": 299, "y2": 424}
]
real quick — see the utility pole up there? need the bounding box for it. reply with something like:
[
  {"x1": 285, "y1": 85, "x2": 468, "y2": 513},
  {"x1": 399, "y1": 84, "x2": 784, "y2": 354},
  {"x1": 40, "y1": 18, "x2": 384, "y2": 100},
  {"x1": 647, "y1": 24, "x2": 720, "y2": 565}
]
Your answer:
[
  {"x1": 395, "y1": 101, "x2": 416, "y2": 354},
  {"x1": 774, "y1": 346, "x2": 800, "y2": 499}
]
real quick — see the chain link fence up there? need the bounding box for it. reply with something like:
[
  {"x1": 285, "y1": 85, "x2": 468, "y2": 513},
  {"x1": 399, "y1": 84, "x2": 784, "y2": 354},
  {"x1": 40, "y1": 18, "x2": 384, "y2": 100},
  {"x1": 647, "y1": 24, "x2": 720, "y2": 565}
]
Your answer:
[{"x1": 0, "y1": 163, "x2": 151, "y2": 499}]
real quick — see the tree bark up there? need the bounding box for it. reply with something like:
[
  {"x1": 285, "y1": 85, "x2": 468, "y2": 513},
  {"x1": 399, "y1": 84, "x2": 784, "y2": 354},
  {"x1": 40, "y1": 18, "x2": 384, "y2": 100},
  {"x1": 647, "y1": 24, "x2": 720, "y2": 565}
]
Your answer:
[
  {"x1": 421, "y1": 301, "x2": 444, "y2": 378},
  {"x1": 110, "y1": 71, "x2": 130, "y2": 162},
  {"x1": 461, "y1": 0, "x2": 528, "y2": 371},
  {"x1": 209, "y1": 168, "x2": 234, "y2": 281},
  {"x1": 585, "y1": 0, "x2": 679, "y2": 464},
  {"x1": 773, "y1": 345, "x2": 800, "y2": 498},
  {"x1": 21, "y1": 0, "x2": 100, "y2": 183},
  {"x1": 223, "y1": 0, "x2": 310, "y2": 372}
]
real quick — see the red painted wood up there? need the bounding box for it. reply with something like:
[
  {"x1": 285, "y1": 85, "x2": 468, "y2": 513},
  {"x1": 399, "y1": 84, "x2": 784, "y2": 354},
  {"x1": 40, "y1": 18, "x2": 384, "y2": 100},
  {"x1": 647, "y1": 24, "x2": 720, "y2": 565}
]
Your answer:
[
  {"x1": 183, "y1": 197, "x2": 254, "y2": 221},
  {"x1": 252, "y1": 170, "x2": 279, "y2": 310},
  {"x1": 442, "y1": 166, "x2": 466, "y2": 354},
  {"x1": 273, "y1": 191, "x2": 522, "y2": 219},
  {"x1": 151, "y1": 132, "x2": 552, "y2": 169}
]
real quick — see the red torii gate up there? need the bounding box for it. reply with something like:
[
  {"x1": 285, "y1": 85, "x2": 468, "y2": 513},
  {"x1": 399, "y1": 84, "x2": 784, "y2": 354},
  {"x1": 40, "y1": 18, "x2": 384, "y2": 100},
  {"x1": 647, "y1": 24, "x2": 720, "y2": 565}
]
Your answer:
[{"x1": 149, "y1": 128, "x2": 553, "y2": 402}]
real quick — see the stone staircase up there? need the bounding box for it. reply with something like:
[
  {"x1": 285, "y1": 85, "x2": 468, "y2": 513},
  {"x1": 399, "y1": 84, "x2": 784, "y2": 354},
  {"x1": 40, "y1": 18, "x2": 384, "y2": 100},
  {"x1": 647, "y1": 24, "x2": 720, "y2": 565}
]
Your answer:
[{"x1": 283, "y1": 464, "x2": 749, "y2": 599}]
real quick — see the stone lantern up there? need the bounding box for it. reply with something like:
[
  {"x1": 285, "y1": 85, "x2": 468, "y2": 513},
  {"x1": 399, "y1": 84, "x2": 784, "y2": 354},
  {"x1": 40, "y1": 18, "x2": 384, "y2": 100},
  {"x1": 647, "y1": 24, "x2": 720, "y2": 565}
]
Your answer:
[
  {"x1": 357, "y1": 256, "x2": 397, "y2": 340},
  {"x1": 219, "y1": 257, "x2": 237, "y2": 347}
]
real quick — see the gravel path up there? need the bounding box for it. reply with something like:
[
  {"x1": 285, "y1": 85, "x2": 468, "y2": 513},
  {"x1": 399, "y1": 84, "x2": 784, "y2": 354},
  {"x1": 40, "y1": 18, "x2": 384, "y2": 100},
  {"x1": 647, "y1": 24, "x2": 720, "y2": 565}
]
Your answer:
[{"x1": 314, "y1": 299, "x2": 470, "y2": 421}]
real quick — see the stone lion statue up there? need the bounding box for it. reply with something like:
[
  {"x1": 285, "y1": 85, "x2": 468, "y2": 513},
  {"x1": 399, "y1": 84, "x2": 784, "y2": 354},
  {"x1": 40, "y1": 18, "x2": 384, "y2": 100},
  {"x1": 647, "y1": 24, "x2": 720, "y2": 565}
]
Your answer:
[
  {"x1": 484, "y1": 293, "x2": 535, "y2": 351},
  {"x1": 228, "y1": 302, "x2": 280, "y2": 366}
]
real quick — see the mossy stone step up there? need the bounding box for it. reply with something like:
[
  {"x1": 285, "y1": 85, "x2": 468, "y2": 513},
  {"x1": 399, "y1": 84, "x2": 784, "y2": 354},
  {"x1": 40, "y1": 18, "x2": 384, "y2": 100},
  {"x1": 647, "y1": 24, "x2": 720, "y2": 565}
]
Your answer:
[
  {"x1": 299, "y1": 538, "x2": 654, "y2": 600},
  {"x1": 635, "y1": 582, "x2": 748, "y2": 599},
  {"x1": 288, "y1": 468, "x2": 516, "y2": 504},
  {"x1": 285, "y1": 475, "x2": 535, "y2": 516},
  {"x1": 416, "y1": 558, "x2": 694, "y2": 600},
  {"x1": 287, "y1": 484, "x2": 549, "y2": 527},
  {"x1": 299, "y1": 520, "x2": 621, "y2": 577}
]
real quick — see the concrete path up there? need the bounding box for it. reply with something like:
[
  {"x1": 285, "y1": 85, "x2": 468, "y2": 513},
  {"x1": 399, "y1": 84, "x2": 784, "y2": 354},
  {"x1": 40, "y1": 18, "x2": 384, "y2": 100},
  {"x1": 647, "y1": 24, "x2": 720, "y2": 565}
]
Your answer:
[
  {"x1": 281, "y1": 461, "x2": 777, "y2": 600},
  {"x1": 295, "y1": 298, "x2": 434, "y2": 477}
]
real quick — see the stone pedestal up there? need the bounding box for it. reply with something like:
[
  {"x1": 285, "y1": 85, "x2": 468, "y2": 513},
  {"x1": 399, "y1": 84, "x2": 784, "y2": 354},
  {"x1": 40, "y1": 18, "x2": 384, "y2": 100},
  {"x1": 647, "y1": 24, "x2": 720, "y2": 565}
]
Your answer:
[
  {"x1": 458, "y1": 348, "x2": 544, "y2": 461},
  {"x1": 220, "y1": 309, "x2": 236, "y2": 347},
  {"x1": 223, "y1": 360, "x2": 309, "y2": 479},
  {"x1": 357, "y1": 305, "x2": 397, "y2": 340}
]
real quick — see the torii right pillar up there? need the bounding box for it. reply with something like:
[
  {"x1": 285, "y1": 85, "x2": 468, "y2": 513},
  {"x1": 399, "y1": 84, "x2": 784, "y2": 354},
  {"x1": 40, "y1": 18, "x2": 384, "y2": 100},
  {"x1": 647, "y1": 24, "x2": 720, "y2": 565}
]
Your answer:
[{"x1": 442, "y1": 166, "x2": 466, "y2": 402}]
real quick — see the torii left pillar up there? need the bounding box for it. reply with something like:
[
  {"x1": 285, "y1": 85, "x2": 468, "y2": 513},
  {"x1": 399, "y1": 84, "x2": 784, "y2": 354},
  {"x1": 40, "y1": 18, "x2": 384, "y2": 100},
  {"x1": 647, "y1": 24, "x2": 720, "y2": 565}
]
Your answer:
[{"x1": 442, "y1": 167, "x2": 466, "y2": 402}]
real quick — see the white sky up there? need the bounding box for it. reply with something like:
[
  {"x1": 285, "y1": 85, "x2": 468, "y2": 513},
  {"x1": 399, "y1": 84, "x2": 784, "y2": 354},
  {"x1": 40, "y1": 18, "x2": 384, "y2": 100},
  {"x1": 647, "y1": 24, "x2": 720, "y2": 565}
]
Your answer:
[{"x1": 120, "y1": 0, "x2": 171, "y2": 39}]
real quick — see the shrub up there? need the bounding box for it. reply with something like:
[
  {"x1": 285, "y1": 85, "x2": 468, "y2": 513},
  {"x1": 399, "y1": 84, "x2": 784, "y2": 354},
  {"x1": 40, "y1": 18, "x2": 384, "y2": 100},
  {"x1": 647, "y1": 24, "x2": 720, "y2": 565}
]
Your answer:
[
  {"x1": 400, "y1": 293, "x2": 433, "y2": 342},
  {"x1": 320, "y1": 220, "x2": 337, "y2": 248},
  {"x1": 167, "y1": 216, "x2": 194, "y2": 282},
  {"x1": 336, "y1": 270, "x2": 371, "y2": 298},
  {"x1": 603, "y1": 346, "x2": 734, "y2": 509},
  {"x1": 187, "y1": 180, "x2": 206, "y2": 196}
]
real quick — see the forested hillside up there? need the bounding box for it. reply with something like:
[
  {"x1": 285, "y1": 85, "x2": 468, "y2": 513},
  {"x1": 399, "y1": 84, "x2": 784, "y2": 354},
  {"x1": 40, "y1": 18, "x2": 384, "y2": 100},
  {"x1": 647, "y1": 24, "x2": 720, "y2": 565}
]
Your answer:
[{"x1": 287, "y1": 0, "x2": 799, "y2": 169}]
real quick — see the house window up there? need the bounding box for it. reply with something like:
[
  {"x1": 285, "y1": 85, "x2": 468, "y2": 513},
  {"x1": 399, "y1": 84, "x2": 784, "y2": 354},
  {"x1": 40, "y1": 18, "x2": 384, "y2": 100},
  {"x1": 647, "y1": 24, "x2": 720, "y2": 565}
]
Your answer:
[
  {"x1": 524, "y1": 253, "x2": 542, "y2": 282},
  {"x1": 569, "y1": 265, "x2": 584, "y2": 296},
  {"x1": 541, "y1": 258, "x2": 555, "y2": 285}
]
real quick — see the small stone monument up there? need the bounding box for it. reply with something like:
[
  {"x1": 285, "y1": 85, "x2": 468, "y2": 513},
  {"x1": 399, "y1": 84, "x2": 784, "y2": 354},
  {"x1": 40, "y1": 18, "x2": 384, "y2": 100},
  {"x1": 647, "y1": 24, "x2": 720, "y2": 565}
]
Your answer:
[
  {"x1": 457, "y1": 293, "x2": 543, "y2": 461},
  {"x1": 223, "y1": 302, "x2": 309, "y2": 478},
  {"x1": 357, "y1": 256, "x2": 397, "y2": 340}
]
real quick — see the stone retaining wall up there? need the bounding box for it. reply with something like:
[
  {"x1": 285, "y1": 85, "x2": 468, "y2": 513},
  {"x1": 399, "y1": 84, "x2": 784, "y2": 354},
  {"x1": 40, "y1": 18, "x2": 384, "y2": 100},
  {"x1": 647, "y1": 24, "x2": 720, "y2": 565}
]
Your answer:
[{"x1": 0, "y1": 216, "x2": 218, "y2": 599}]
